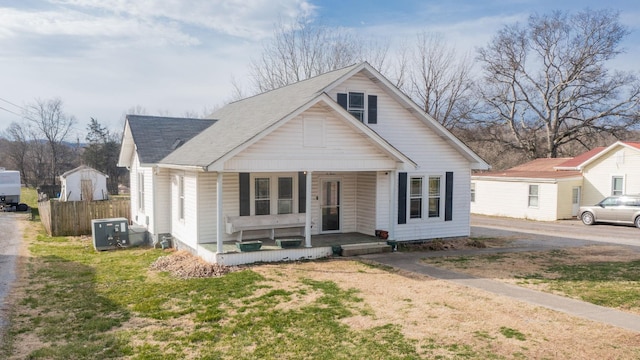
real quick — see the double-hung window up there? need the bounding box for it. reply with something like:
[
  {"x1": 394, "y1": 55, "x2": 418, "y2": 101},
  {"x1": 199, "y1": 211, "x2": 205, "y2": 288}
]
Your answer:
[
  {"x1": 611, "y1": 176, "x2": 624, "y2": 195},
  {"x1": 278, "y1": 177, "x2": 293, "y2": 214},
  {"x1": 337, "y1": 92, "x2": 377, "y2": 123},
  {"x1": 255, "y1": 178, "x2": 270, "y2": 215},
  {"x1": 428, "y1": 176, "x2": 441, "y2": 218},
  {"x1": 348, "y1": 92, "x2": 365, "y2": 122},
  {"x1": 470, "y1": 183, "x2": 476, "y2": 202},
  {"x1": 410, "y1": 177, "x2": 423, "y2": 219},
  {"x1": 528, "y1": 185, "x2": 539, "y2": 207}
]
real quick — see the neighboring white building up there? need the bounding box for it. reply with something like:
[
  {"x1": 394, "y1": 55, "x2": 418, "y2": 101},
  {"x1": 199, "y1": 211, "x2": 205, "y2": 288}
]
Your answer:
[
  {"x1": 118, "y1": 62, "x2": 489, "y2": 265},
  {"x1": 60, "y1": 165, "x2": 109, "y2": 201},
  {"x1": 472, "y1": 141, "x2": 640, "y2": 221}
]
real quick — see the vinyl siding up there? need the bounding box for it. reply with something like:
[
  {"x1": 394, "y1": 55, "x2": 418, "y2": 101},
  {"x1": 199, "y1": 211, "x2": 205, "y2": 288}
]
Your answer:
[
  {"x1": 582, "y1": 146, "x2": 640, "y2": 205},
  {"x1": 471, "y1": 179, "x2": 561, "y2": 221},
  {"x1": 356, "y1": 172, "x2": 376, "y2": 235},
  {"x1": 331, "y1": 73, "x2": 473, "y2": 240},
  {"x1": 225, "y1": 104, "x2": 397, "y2": 172},
  {"x1": 154, "y1": 168, "x2": 171, "y2": 235},
  {"x1": 130, "y1": 153, "x2": 155, "y2": 232},
  {"x1": 197, "y1": 172, "x2": 217, "y2": 244},
  {"x1": 375, "y1": 171, "x2": 391, "y2": 230},
  {"x1": 170, "y1": 171, "x2": 199, "y2": 249}
]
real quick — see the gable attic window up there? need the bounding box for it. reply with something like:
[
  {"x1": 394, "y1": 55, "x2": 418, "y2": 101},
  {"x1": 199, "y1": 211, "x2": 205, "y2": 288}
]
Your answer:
[{"x1": 337, "y1": 93, "x2": 377, "y2": 124}]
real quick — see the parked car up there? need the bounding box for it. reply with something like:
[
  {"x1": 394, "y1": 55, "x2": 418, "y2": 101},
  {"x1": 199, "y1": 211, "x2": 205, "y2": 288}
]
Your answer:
[{"x1": 578, "y1": 195, "x2": 640, "y2": 228}]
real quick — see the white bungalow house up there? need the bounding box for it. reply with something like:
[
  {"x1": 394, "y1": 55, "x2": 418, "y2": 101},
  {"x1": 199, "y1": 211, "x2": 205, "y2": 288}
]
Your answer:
[
  {"x1": 59, "y1": 165, "x2": 109, "y2": 202},
  {"x1": 118, "y1": 62, "x2": 489, "y2": 265},
  {"x1": 471, "y1": 141, "x2": 640, "y2": 221}
]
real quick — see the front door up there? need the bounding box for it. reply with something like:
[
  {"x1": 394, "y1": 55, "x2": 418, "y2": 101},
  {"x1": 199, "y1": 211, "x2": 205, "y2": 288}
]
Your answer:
[
  {"x1": 571, "y1": 186, "x2": 581, "y2": 217},
  {"x1": 321, "y1": 179, "x2": 341, "y2": 232}
]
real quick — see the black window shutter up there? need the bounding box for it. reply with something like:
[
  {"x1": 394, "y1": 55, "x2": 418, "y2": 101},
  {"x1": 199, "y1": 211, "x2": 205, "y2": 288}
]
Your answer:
[
  {"x1": 298, "y1": 172, "x2": 306, "y2": 213},
  {"x1": 337, "y1": 93, "x2": 348, "y2": 110},
  {"x1": 398, "y1": 172, "x2": 407, "y2": 224},
  {"x1": 239, "y1": 173, "x2": 250, "y2": 216},
  {"x1": 445, "y1": 172, "x2": 453, "y2": 221},
  {"x1": 367, "y1": 95, "x2": 377, "y2": 124}
]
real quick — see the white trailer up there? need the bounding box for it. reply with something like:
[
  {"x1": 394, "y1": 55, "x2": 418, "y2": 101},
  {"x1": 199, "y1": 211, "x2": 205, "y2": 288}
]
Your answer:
[{"x1": 0, "y1": 168, "x2": 27, "y2": 211}]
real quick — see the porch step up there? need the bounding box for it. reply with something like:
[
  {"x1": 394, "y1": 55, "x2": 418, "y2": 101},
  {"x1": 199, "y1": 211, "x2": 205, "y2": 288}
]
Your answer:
[{"x1": 339, "y1": 242, "x2": 392, "y2": 256}]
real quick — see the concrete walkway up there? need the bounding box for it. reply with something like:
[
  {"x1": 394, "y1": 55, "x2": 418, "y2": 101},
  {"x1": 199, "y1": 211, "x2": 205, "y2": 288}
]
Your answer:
[{"x1": 361, "y1": 251, "x2": 640, "y2": 333}]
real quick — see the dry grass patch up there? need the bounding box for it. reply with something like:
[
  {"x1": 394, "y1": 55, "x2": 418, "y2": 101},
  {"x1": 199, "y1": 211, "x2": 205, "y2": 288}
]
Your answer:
[
  {"x1": 423, "y1": 245, "x2": 640, "y2": 314},
  {"x1": 250, "y1": 259, "x2": 640, "y2": 359}
]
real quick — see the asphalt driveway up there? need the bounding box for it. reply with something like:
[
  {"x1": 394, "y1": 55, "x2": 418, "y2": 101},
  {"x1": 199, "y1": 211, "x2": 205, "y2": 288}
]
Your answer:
[{"x1": 0, "y1": 213, "x2": 22, "y2": 343}]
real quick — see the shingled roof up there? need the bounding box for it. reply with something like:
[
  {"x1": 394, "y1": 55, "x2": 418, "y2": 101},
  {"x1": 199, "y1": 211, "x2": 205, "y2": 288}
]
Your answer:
[
  {"x1": 126, "y1": 115, "x2": 216, "y2": 165},
  {"x1": 160, "y1": 63, "x2": 361, "y2": 168},
  {"x1": 474, "y1": 158, "x2": 582, "y2": 180}
]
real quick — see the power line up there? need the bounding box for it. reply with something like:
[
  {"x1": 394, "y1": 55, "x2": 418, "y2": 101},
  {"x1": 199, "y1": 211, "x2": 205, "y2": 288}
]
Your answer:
[
  {"x1": 0, "y1": 97, "x2": 26, "y2": 112},
  {"x1": 0, "y1": 105, "x2": 22, "y2": 117}
]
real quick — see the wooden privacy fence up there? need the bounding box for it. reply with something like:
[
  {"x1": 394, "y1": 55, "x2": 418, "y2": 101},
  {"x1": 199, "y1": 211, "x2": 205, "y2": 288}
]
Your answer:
[{"x1": 38, "y1": 199, "x2": 131, "y2": 236}]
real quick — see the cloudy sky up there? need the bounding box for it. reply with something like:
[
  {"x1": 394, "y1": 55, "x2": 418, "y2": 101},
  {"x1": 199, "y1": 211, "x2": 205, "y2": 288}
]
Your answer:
[{"x1": 1, "y1": 0, "x2": 638, "y2": 138}]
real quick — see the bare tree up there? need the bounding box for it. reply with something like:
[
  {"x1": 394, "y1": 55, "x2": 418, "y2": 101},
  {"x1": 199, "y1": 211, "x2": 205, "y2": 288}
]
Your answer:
[
  {"x1": 405, "y1": 33, "x2": 477, "y2": 130},
  {"x1": 23, "y1": 98, "x2": 76, "y2": 185},
  {"x1": 249, "y1": 15, "x2": 390, "y2": 92},
  {"x1": 477, "y1": 9, "x2": 640, "y2": 159}
]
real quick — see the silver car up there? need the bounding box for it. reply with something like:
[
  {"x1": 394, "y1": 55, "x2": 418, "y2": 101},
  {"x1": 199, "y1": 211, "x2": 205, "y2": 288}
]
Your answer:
[{"x1": 578, "y1": 195, "x2": 640, "y2": 228}]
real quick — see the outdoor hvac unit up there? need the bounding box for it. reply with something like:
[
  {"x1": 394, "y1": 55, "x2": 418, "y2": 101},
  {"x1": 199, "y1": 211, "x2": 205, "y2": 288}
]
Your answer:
[{"x1": 91, "y1": 218, "x2": 129, "y2": 251}]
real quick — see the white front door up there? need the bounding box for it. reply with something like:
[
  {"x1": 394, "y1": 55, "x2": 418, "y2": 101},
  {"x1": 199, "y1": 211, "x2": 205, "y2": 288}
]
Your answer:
[
  {"x1": 572, "y1": 186, "x2": 581, "y2": 217},
  {"x1": 321, "y1": 179, "x2": 341, "y2": 232}
]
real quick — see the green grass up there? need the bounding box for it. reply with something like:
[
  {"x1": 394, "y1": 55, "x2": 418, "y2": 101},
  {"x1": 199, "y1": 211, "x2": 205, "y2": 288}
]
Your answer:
[{"x1": 3, "y1": 222, "x2": 436, "y2": 359}]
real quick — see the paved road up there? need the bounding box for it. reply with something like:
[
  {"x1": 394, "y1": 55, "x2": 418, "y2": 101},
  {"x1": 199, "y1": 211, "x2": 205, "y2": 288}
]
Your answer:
[
  {"x1": 0, "y1": 213, "x2": 22, "y2": 343},
  {"x1": 362, "y1": 215, "x2": 640, "y2": 332}
]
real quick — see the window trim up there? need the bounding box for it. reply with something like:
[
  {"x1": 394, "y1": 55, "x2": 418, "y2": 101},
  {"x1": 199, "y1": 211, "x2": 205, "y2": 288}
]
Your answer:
[
  {"x1": 428, "y1": 176, "x2": 442, "y2": 218},
  {"x1": 250, "y1": 173, "x2": 298, "y2": 216},
  {"x1": 528, "y1": 184, "x2": 539, "y2": 208},
  {"x1": 138, "y1": 172, "x2": 145, "y2": 212},
  {"x1": 178, "y1": 175, "x2": 185, "y2": 220},
  {"x1": 406, "y1": 174, "x2": 444, "y2": 221},
  {"x1": 409, "y1": 177, "x2": 423, "y2": 219},
  {"x1": 611, "y1": 175, "x2": 624, "y2": 196}
]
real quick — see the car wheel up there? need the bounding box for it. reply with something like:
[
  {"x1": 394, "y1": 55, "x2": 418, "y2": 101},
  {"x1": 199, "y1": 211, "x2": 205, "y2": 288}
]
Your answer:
[
  {"x1": 581, "y1": 212, "x2": 595, "y2": 226},
  {"x1": 635, "y1": 216, "x2": 640, "y2": 229}
]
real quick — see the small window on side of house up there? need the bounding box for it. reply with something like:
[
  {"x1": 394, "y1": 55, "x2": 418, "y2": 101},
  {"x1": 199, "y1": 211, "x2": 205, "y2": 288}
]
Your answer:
[
  {"x1": 178, "y1": 176, "x2": 185, "y2": 220},
  {"x1": 528, "y1": 185, "x2": 539, "y2": 208},
  {"x1": 611, "y1": 176, "x2": 624, "y2": 196},
  {"x1": 470, "y1": 183, "x2": 476, "y2": 203}
]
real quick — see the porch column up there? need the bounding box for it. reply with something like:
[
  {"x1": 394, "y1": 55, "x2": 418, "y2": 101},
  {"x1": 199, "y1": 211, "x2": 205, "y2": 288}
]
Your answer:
[
  {"x1": 216, "y1": 172, "x2": 224, "y2": 254},
  {"x1": 304, "y1": 171, "x2": 312, "y2": 248},
  {"x1": 388, "y1": 170, "x2": 396, "y2": 240}
]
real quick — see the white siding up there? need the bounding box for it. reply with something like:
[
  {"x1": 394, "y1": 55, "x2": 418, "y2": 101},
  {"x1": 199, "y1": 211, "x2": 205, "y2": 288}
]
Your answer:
[
  {"x1": 375, "y1": 171, "x2": 391, "y2": 231},
  {"x1": 582, "y1": 146, "x2": 640, "y2": 205},
  {"x1": 197, "y1": 172, "x2": 217, "y2": 243},
  {"x1": 60, "y1": 168, "x2": 108, "y2": 201},
  {"x1": 225, "y1": 104, "x2": 397, "y2": 172},
  {"x1": 330, "y1": 73, "x2": 473, "y2": 240},
  {"x1": 471, "y1": 179, "x2": 561, "y2": 221},
  {"x1": 130, "y1": 153, "x2": 155, "y2": 234},
  {"x1": 154, "y1": 168, "x2": 171, "y2": 235},
  {"x1": 356, "y1": 172, "x2": 376, "y2": 235},
  {"x1": 170, "y1": 171, "x2": 199, "y2": 249}
]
